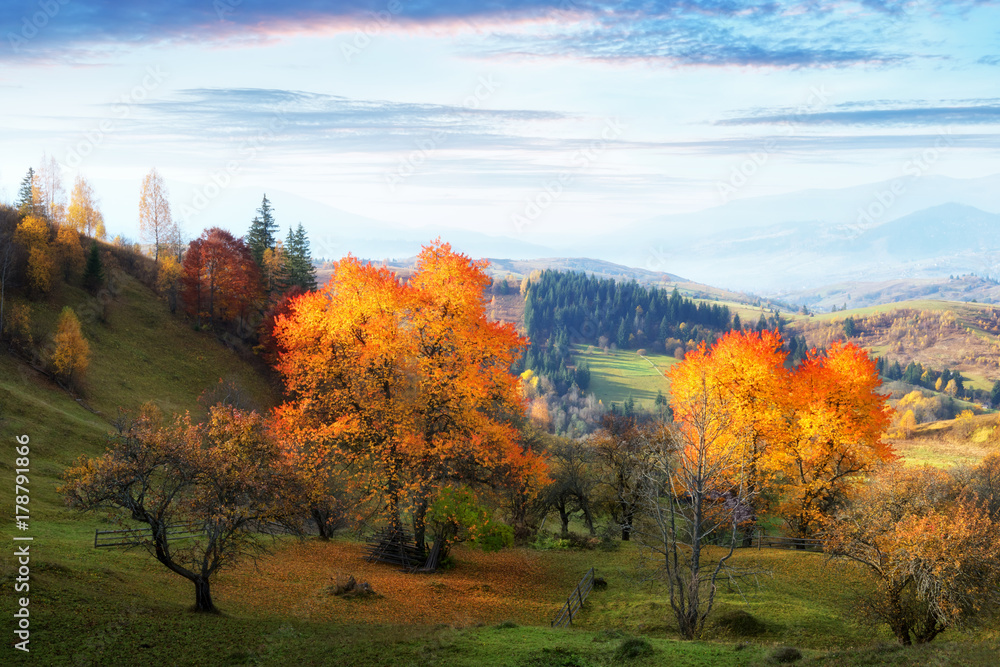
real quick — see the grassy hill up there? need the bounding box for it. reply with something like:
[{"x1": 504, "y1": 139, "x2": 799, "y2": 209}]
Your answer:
[{"x1": 787, "y1": 299, "x2": 1000, "y2": 398}]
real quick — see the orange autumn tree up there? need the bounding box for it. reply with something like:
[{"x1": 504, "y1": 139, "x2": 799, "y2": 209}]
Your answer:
[
  {"x1": 180, "y1": 228, "x2": 261, "y2": 329},
  {"x1": 61, "y1": 404, "x2": 305, "y2": 614},
  {"x1": 666, "y1": 331, "x2": 892, "y2": 539},
  {"x1": 273, "y1": 257, "x2": 411, "y2": 537},
  {"x1": 824, "y1": 464, "x2": 1000, "y2": 645},
  {"x1": 654, "y1": 333, "x2": 782, "y2": 639},
  {"x1": 780, "y1": 341, "x2": 894, "y2": 536},
  {"x1": 692, "y1": 330, "x2": 789, "y2": 532},
  {"x1": 406, "y1": 241, "x2": 543, "y2": 548},
  {"x1": 274, "y1": 241, "x2": 546, "y2": 551}
]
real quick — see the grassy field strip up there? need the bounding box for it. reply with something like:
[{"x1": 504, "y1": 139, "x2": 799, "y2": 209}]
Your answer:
[{"x1": 571, "y1": 345, "x2": 677, "y2": 408}]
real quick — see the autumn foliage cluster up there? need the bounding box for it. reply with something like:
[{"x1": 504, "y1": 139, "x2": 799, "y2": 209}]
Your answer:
[
  {"x1": 824, "y1": 462, "x2": 1000, "y2": 645},
  {"x1": 665, "y1": 329, "x2": 893, "y2": 537},
  {"x1": 272, "y1": 241, "x2": 547, "y2": 549}
]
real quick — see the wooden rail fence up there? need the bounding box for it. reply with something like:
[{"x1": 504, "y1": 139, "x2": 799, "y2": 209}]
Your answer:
[
  {"x1": 94, "y1": 522, "x2": 204, "y2": 548},
  {"x1": 551, "y1": 567, "x2": 595, "y2": 628},
  {"x1": 744, "y1": 531, "x2": 823, "y2": 553}
]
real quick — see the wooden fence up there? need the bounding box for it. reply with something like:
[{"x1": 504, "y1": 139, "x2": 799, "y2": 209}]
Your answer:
[
  {"x1": 551, "y1": 567, "x2": 595, "y2": 628},
  {"x1": 94, "y1": 522, "x2": 203, "y2": 548},
  {"x1": 746, "y1": 531, "x2": 823, "y2": 552}
]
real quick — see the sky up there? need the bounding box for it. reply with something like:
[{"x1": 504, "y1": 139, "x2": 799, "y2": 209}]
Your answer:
[{"x1": 1, "y1": 0, "x2": 999, "y2": 257}]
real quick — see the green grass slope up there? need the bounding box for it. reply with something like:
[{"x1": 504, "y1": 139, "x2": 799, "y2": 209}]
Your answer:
[{"x1": 570, "y1": 345, "x2": 678, "y2": 408}]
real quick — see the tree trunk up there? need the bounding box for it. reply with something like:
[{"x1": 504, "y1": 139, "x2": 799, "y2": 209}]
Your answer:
[
  {"x1": 412, "y1": 494, "x2": 429, "y2": 555},
  {"x1": 557, "y1": 499, "x2": 570, "y2": 536},
  {"x1": 581, "y1": 499, "x2": 596, "y2": 536},
  {"x1": 194, "y1": 577, "x2": 217, "y2": 614},
  {"x1": 312, "y1": 507, "x2": 332, "y2": 540},
  {"x1": 620, "y1": 504, "x2": 633, "y2": 541}
]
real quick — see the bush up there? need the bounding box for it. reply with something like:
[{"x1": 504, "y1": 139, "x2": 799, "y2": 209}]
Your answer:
[
  {"x1": 564, "y1": 532, "x2": 600, "y2": 550},
  {"x1": 495, "y1": 620, "x2": 518, "y2": 629},
  {"x1": 770, "y1": 646, "x2": 802, "y2": 663},
  {"x1": 613, "y1": 637, "x2": 653, "y2": 661},
  {"x1": 714, "y1": 609, "x2": 767, "y2": 637},
  {"x1": 598, "y1": 525, "x2": 621, "y2": 552},
  {"x1": 529, "y1": 533, "x2": 571, "y2": 550}
]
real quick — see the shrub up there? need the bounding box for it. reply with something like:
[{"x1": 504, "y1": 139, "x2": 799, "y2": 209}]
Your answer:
[
  {"x1": 714, "y1": 609, "x2": 767, "y2": 637},
  {"x1": 598, "y1": 525, "x2": 621, "y2": 552},
  {"x1": 563, "y1": 532, "x2": 600, "y2": 550},
  {"x1": 770, "y1": 646, "x2": 802, "y2": 663},
  {"x1": 529, "y1": 533, "x2": 571, "y2": 550},
  {"x1": 495, "y1": 620, "x2": 518, "y2": 629},
  {"x1": 613, "y1": 637, "x2": 653, "y2": 660}
]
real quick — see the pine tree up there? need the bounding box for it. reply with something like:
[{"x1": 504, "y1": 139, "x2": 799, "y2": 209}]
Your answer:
[
  {"x1": 16, "y1": 168, "x2": 35, "y2": 216},
  {"x1": 285, "y1": 223, "x2": 317, "y2": 291},
  {"x1": 247, "y1": 195, "x2": 278, "y2": 266},
  {"x1": 83, "y1": 242, "x2": 104, "y2": 292}
]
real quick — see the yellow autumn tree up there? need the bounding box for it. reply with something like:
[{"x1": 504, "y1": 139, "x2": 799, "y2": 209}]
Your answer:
[
  {"x1": 51, "y1": 307, "x2": 90, "y2": 385},
  {"x1": 15, "y1": 215, "x2": 55, "y2": 295},
  {"x1": 895, "y1": 409, "x2": 917, "y2": 439},
  {"x1": 66, "y1": 176, "x2": 107, "y2": 239},
  {"x1": 157, "y1": 254, "x2": 183, "y2": 313},
  {"x1": 55, "y1": 225, "x2": 86, "y2": 281}
]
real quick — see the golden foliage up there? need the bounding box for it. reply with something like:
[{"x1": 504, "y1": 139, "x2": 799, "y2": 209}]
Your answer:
[
  {"x1": 55, "y1": 224, "x2": 85, "y2": 281},
  {"x1": 274, "y1": 241, "x2": 546, "y2": 545},
  {"x1": 669, "y1": 331, "x2": 893, "y2": 537},
  {"x1": 51, "y1": 307, "x2": 89, "y2": 383},
  {"x1": 66, "y1": 175, "x2": 106, "y2": 239},
  {"x1": 824, "y1": 464, "x2": 1000, "y2": 645}
]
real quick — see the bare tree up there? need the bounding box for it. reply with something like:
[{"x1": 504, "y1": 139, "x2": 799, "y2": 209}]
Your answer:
[
  {"x1": 545, "y1": 438, "x2": 598, "y2": 536},
  {"x1": 138, "y1": 168, "x2": 176, "y2": 263},
  {"x1": 634, "y1": 413, "x2": 754, "y2": 640},
  {"x1": 593, "y1": 413, "x2": 654, "y2": 540}
]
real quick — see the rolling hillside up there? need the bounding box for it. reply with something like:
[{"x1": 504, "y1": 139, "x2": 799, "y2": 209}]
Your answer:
[{"x1": 0, "y1": 269, "x2": 279, "y2": 553}]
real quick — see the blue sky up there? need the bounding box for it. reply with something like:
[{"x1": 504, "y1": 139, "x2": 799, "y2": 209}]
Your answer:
[{"x1": 1, "y1": 0, "x2": 998, "y2": 250}]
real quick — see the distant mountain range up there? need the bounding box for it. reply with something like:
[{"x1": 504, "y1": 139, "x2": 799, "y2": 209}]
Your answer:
[
  {"x1": 104, "y1": 174, "x2": 1000, "y2": 310},
  {"x1": 576, "y1": 175, "x2": 1000, "y2": 293},
  {"x1": 775, "y1": 274, "x2": 1000, "y2": 311}
]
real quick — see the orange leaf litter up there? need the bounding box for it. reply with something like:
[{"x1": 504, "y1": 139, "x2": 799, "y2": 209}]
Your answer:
[{"x1": 214, "y1": 540, "x2": 567, "y2": 627}]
